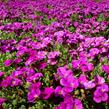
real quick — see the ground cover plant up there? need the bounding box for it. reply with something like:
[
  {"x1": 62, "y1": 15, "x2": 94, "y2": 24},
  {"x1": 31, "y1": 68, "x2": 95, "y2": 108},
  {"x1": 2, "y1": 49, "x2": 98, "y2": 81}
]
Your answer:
[{"x1": 0, "y1": 0, "x2": 109, "y2": 109}]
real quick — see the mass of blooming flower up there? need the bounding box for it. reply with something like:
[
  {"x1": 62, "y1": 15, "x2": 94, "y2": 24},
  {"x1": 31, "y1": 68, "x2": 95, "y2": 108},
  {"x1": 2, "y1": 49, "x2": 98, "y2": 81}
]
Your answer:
[{"x1": 0, "y1": 0, "x2": 109, "y2": 108}]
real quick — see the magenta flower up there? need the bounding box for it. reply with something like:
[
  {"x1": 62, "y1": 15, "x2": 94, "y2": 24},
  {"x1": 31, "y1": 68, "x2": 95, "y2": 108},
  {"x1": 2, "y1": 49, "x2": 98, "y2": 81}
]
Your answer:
[
  {"x1": 102, "y1": 65, "x2": 109, "y2": 74},
  {"x1": 10, "y1": 78, "x2": 22, "y2": 87},
  {"x1": 54, "y1": 95, "x2": 74, "y2": 109},
  {"x1": 37, "y1": 51, "x2": 47, "y2": 60},
  {"x1": 72, "y1": 58, "x2": 94, "y2": 72},
  {"x1": 14, "y1": 58, "x2": 22, "y2": 64},
  {"x1": 16, "y1": 47, "x2": 28, "y2": 57},
  {"x1": 79, "y1": 74, "x2": 88, "y2": 85},
  {"x1": 47, "y1": 51, "x2": 60, "y2": 65},
  {"x1": 11, "y1": 70, "x2": 24, "y2": 78},
  {"x1": 41, "y1": 87, "x2": 54, "y2": 99},
  {"x1": 25, "y1": 67, "x2": 36, "y2": 77},
  {"x1": 0, "y1": 72, "x2": 4, "y2": 77},
  {"x1": 55, "y1": 86, "x2": 68, "y2": 97},
  {"x1": 73, "y1": 99, "x2": 83, "y2": 109},
  {"x1": 55, "y1": 95, "x2": 83, "y2": 109},
  {"x1": 72, "y1": 60, "x2": 80, "y2": 70},
  {"x1": 56, "y1": 66, "x2": 73, "y2": 79},
  {"x1": 89, "y1": 48, "x2": 100, "y2": 57},
  {"x1": 94, "y1": 75, "x2": 105, "y2": 85},
  {"x1": 29, "y1": 82, "x2": 41, "y2": 91},
  {"x1": 0, "y1": 98, "x2": 6, "y2": 105},
  {"x1": 27, "y1": 88, "x2": 41, "y2": 103},
  {"x1": 93, "y1": 84, "x2": 109, "y2": 103},
  {"x1": 1, "y1": 76, "x2": 12, "y2": 87},
  {"x1": 60, "y1": 75, "x2": 79, "y2": 92},
  {"x1": 83, "y1": 80, "x2": 96, "y2": 89},
  {"x1": 26, "y1": 73, "x2": 43, "y2": 83},
  {"x1": 25, "y1": 56, "x2": 36, "y2": 66},
  {"x1": 28, "y1": 82, "x2": 41, "y2": 103},
  {"x1": 37, "y1": 62, "x2": 47, "y2": 70},
  {"x1": 48, "y1": 51, "x2": 60, "y2": 59},
  {"x1": 4, "y1": 59, "x2": 13, "y2": 67},
  {"x1": 80, "y1": 63, "x2": 94, "y2": 73}
]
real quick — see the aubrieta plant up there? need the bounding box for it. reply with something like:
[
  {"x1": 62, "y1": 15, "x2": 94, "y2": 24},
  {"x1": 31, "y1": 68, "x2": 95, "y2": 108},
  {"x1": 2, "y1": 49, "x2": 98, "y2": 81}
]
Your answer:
[{"x1": 0, "y1": 0, "x2": 109, "y2": 109}]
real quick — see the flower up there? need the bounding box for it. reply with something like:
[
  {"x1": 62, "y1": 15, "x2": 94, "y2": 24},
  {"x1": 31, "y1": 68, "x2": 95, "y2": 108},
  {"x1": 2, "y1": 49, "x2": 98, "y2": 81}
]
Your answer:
[
  {"x1": 73, "y1": 99, "x2": 83, "y2": 109},
  {"x1": 37, "y1": 62, "x2": 47, "y2": 70},
  {"x1": 1, "y1": 76, "x2": 12, "y2": 87},
  {"x1": 80, "y1": 63, "x2": 94, "y2": 73},
  {"x1": 54, "y1": 95, "x2": 83, "y2": 109},
  {"x1": 28, "y1": 82, "x2": 41, "y2": 103},
  {"x1": 94, "y1": 75, "x2": 105, "y2": 85},
  {"x1": 55, "y1": 86, "x2": 68, "y2": 97},
  {"x1": 47, "y1": 51, "x2": 60, "y2": 65},
  {"x1": 60, "y1": 75, "x2": 79, "y2": 92},
  {"x1": 102, "y1": 65, "x2": 109, "y2": 74},
  {"x1": 27, "y1": 88, "x2": 41, "y2": 103},
  {"x1": 0, "y1": 98, "x2": 6, "y2": 105},
  {"x1": 4, "y1": 59, "x2": 13, "y2": 67},
  {"x1": 83, "y1": 81, "x2": 96, "y2": 89},
  {"x1": 93, "y1": 84, "x2": 109, "y2": 103},
  {"x1": 72, "y1": 60, "x2": 80, "y2": 70},
  {"x1": 10, "y1": 78, "x2": 22, "y2": 87},
  {"x1": 29, "y1": 82, "x2": 41, "y2": 91},
  {"x1": 54, "y1": 95, "x2": 74, "y2": 109},
  {"x1": 0, "y1": 72, "x2": 4, "y2": 77},
  {"x1": 56, "y1": 66, "x2": 73, "y2": 79},
  {"x1": 41, "y1": 87, "x2": 54, "y2": 99},
  {"x1": 26, "y1": 73, "x2": 43, "y2": 83},
  {"x1": 89, "y1": 48, "x2": 100, "y2": 57},
  {"x1": 79, "y1": 74, "x2": 88, "y2": 85}
]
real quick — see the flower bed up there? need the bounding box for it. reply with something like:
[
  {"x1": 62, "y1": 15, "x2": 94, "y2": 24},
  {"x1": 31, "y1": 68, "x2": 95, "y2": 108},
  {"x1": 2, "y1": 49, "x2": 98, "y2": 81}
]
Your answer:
[{"x1": 0, "y1": 0, "x2": 109, "y2": 109}]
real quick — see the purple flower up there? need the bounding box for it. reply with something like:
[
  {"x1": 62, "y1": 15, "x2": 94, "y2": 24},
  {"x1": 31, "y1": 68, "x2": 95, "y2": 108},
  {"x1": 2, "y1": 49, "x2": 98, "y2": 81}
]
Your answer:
[
  {"x1": 60, "y1": 75, "x2": 79, "y2": 92},
  {"x1": 79, "y1": 74, "x2": 88, "y2": 85},
  {"x1": 25, "y1": 56, "x2": 36, "y2": 66},
  {"x1": 16, "y1": 47, "x2": 28, "y2": 57},
  {"x1": 41, "y1": 87, "x2": 54, "y2": 99},
  {"x1": 28, "y1": 82, "x2": 41, "y2": 103},
  {"x1": 37, "y1": 51, "x2": 47, "y2": 60},
  {"x1": 55, "y1": 86, "x2": 68, "y2": 97},
  {"x1": 27, "y1": 88, "x2": 41, "y2": 103},
  {"x1": 94, "y1": 75, "x2": 105, "y2": 85},
  {"x1": 0, "y1": 98, "x2": 6, "y2": 105},
  {"x1": 11, "y1": 70, "x2": 24, "y2": 78},
  {"x1": 47, "y1": 51, "x2": 60, "y2": 65},
  {"x1": 73, "y1": 99, "x2": 83, "y2": 109},
  {"x1": 55, "y1": 95, "x2": 83, "y2": 109},
  {"x1": 83, "y1": 81, "x2": 96, "y2": 89},
  {"x1": 1, "y1": 76, "x2": 12, "y2": 87},
  {"x1": 29, "y1": 82, "x2": 41, "y2": 91},
  {"x1": 102, "y1": 65, "x2": 109, "y2": 74},
  {"x1": 93, "y1": 84, "x2": 109, "y2": 103},
  {"x1": 72, "y1": 58, "x2": 93, "y2": 72},
  {"x1": 48, "y1": 51, "x2": 60, "y2": 59},
  {"x1": 72, "y1": 60, "x2": 80, "y2": 70},
  {"x1": 14, "y1": 58, "x2": 22, "y2": 64},
  {"x1": 10, "y1": 78, "x2": 22, "y2": 87},
  {"x1": 0, "y1": 72, "x2": 4, "y2": 77},
  {"x1": 4, "y1": 59, "x2": 13, "y2": 67},
  {"x1": 26, "y1": 73, "x2": 43, "y2": 83},
  {"x1": 54, "y1": 31, "x2": 65, "y2": 43},
  {"x1": 56, "y1": 66, "x2": 73, "y2": 79},
  {"x1": 25, "y1": 67, "x2": 36, "y2": 77},
  {"x1": 37, "y1": 62, "x2": 47, "y2": 70},
  {"x1": 54, "y1": 95, "x2": 74, "y2": 109},
  {"x1": 89, "y1": 48, "x2": 100, "y2": 57},
  {"x1": 80, "y1": 63, "x2": 94, "y2": 73}
]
